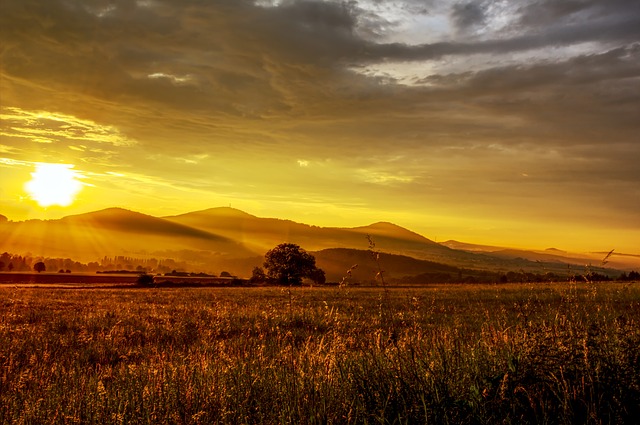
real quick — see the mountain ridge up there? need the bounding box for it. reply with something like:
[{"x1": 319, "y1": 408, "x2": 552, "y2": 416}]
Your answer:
[
  {"x1": 1, "y1": 207, "x2": 636, "y2": 276},
  {"x1": 60, "y1": 207, "x2": 232, "y2": 242}
]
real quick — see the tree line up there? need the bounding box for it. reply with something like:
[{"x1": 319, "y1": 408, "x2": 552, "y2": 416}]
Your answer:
[
  {"x1": 0, "y1": 252, "x2": 200, "y2": 275},
  {"x1": 2, "y1": 247, "x2": 639, "y2": 285}
]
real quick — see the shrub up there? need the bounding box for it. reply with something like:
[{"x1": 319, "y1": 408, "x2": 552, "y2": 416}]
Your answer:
[{"x1": 136, "y1": 273, "x2": 155, "y2": 286}]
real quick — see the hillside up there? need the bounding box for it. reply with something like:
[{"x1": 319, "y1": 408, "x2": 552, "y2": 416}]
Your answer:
[
  {"x1": 0, "y1": 207, "x2": 630, "y2": 278},
  {"x1": 442, "y1": 240, "x2": 640, "y2": 272},
  {"x1": 0, "y1": 208, "x2": 256, "y2": 263},
  {"x1": 163, "y1": 208, "x2": 486, "y2": 268},
  {"x1": 62, "y1": 208, "x2": 227, "y2": 241},
  {"x1": 313, "y1": 248, "x2": 462, "y2": 283}
]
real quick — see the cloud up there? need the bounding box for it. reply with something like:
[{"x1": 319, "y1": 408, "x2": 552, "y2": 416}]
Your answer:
[
  {"x1": 0, "y1": 0, "x2": 638, "y2": 249},
  {"x1": 0, "y1": 108, "x2": 135, "y2": 147},
  {"x1": 451, "y1": 2, "x2": 488, "y2": 33},
  {"x1": 0, "y1": 145, "x2": 18, "y2": 154},
  {"x1": 357, "y1": 169, "x2": 416, "y2": 185}
]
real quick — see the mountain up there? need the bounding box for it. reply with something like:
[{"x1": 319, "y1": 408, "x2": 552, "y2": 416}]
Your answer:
[
  {"x1": 1, "y1": 207, "x2": 632, "y2": 278},
  {"x1": 62, "y1": 208, "x2": 228, "y2": 240},
  {"x1": 313, "y1": 248, "x2": 461, "y2": 282},
  {"x1": 441, "y1": 240, "x2": 640, "y2": 272},
  {"x1": 351, "y1": 222, "x2": 436, "y2": 244},
  {"x1": 0, "y1": 207, "x2": 256, "y2": 263},
  {"x1": 441, "y1": 240, "x2": 505, "y2": 253},
  {"x1": 163, "y1": 208, "x2": 465, "y2": 263}
]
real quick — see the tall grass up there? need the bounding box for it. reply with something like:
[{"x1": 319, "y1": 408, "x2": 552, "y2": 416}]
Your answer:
[{"x1": 1, "y1": 283, "x2": 639, "y2": 424}]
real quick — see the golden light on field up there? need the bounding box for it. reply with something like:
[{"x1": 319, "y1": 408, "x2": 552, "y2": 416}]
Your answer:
[{"x1": 24, "y1": 163, "x2": 83, "y2": 208}]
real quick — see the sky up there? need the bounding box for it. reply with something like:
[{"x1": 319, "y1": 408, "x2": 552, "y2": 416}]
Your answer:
[{"x1": 1, "y1": 0, "x2": 639, "y2": 253}]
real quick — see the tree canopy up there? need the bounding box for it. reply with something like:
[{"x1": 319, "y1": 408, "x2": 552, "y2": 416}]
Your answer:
[
  {"x1": 33, "y1": 261, "x2": 46, "y2": 273},
  {"x1": 263, "y1": 243, "x2": 323, "y2": 285}
]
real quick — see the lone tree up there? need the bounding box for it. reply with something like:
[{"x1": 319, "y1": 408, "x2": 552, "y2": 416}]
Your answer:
[
  {"x1": 264, "y1": 243, "x2": 324, "y2": 285},
  {"x1": 34, "y1": 261, "x2": 46, "y2": 273}
]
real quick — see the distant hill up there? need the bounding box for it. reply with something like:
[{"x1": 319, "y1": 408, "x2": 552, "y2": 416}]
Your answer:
[
  {"x1": 163, "y1": 208, "x2": 480, "y2": 267},
  {"x1": 441, "y1": 240, "x2": 504, "y2": 253},
  {"x1": 441, "y1": 240, "x2": 640, "y2": 272},
  {"x1": 350, "y1": 222, "x2": 437, "y2": 244},
  {"x1": 0, "y1": 207, "x2": 256, "y2": 263},
  {"x1": 545, "y1": 248, "x2": 567, "y2": 254},
  {"x1": 62, "y1": 208, "x2": 228, "y2": 241},
  {"x1": 1, "y1": 206, "x2": 632, "y2": 278},
  {"x1": 313, "y1": 248, "x2": 462, "y2": 283}
]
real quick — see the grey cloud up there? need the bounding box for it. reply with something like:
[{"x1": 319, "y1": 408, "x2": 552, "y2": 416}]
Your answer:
[
  {"x1": 3, "y1": 0, "x2": 638, "y2": 114},
  {"x1": 517, "y1": 0, "x2": 640, "y2": 28},
  {"x1": 365, "y1": 16, "x2": 640, "y2": 62},
  {"x1": 446, "y1": 45, "x2": 640, "y2": 95},
  {"x1": 1, "y1": 0, "x2": 639, "y2": 162},
  {"x1": 451, "y1": 2, "x2": 488, "y2": 32},
  {"x1": 0, "y1": 0, "x2": 366, "y2": 96}
]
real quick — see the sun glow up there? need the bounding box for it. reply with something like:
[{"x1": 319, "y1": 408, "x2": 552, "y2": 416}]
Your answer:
[{"x1": 25, "y1": 163, "x2": 83, "y2": 207}]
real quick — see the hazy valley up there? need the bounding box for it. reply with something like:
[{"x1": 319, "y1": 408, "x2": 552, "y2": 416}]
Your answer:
[{"x1": 1, "y1": 207, "x2": 637, "y2": 282}]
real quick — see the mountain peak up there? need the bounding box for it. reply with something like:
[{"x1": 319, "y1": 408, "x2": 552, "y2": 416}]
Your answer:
[
  {"x1": 368, "y1": 221, "x2": 404, "y2": 229},
  {"x1": 353, "y1": 221, "x2": 435, "y2": 244},
  {"x1": 201, "y1": 207, "x2": 256, "y2": 217},
  {"x1": 62, "y1": 207, "x2": 144, "y2": 220},
  {"x1": 59, "y1": 207, "x2": 152, "y2": 226},
  {"x1": 165, "y1": 207, "x2": 256, "y2": 220}
]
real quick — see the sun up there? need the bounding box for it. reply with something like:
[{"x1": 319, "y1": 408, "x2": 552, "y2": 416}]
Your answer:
[{"x1": 25, "y1": 163, "x2": 84, "y2": 207}]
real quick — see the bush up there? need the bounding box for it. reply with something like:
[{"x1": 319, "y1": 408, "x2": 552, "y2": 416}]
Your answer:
[{"x1": 136, "y1": 273, "x2": 155, "y2": 286}]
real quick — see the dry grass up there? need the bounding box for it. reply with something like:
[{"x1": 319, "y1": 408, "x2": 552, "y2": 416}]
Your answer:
[{"x1": 1, "y1": 282, "x2": 639, "y2": 424}]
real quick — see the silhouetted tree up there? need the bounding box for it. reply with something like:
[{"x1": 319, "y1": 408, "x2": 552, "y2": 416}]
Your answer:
[
  {"x1": 0, "y1": 261, "x2": 4, "y2": 271},
  {"x1": 137, "y1": 273, "x2": 154, "y2": 286},
  {"x1": 263, "y1": 243, "x2": 323, "y2": 285},
  {"x1": 34, "y1": 261, "x2": 46, "y2": 273},
  {"x1": 309, "y1": 268, "x2": 326, "y2": 285},
  {"x1": 250, "y1": 266, "x2": 267, "y2": 284}
]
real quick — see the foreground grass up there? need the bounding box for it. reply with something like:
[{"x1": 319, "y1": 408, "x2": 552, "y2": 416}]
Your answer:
[{"x1": 1, "y1": 283, "x2": 639, "y2": 424}]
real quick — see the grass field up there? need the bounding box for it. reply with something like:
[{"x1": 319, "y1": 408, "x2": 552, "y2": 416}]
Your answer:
[{"x1": 1, "y1": 282, "x2": 639, "y2": 424}]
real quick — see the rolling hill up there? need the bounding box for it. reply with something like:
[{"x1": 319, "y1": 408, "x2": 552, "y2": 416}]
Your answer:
[
  {"x1": 441, "y1": 240, "x2": 639, "y2": 273},
  {"x1": 163, "y1": 208, "x2": 623, "y2": 275},
  {"x1": 313, "y1": 248, "x2": 463, "y2": 283},
  {"x1": 0, "y1": 207, "x2": 632, "y2": 279},
  {"x1": 163, "y1": 207, "x2": 469, "y2": 264},
  {"x1": 0, "y1": 208, "x2": 256, "y2": 263}
]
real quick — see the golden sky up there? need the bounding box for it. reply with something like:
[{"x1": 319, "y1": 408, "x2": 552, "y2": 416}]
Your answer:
[{"x1": 1, "y1": 0, "x2": 639, "y2": 253}]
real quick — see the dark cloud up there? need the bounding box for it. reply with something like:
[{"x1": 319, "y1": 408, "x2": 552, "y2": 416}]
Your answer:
[
  {"x1": 451, "y1": 2, "x2": 488, "y2": 32},
  {"x1": 365, "y1": 18, "x2": 640, "y2": 62},
  {"x1": 517, "y1": 0, "x2": 640, "y2": 28}
]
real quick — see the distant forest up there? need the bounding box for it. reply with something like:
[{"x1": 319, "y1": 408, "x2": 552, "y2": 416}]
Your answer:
[{"x1": 0, "y1": 252, "x2": 193, "y2": 275}]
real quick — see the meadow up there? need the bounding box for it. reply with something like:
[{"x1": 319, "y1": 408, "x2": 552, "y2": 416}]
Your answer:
[{"x1": 1, "y1": 282, "x2": 639, "y2": 424}]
